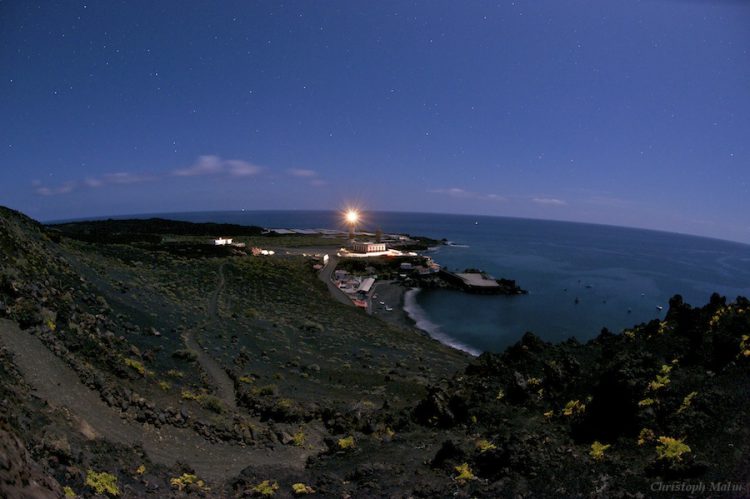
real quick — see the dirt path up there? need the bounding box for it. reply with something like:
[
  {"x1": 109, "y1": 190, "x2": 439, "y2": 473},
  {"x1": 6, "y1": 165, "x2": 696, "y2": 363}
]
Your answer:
[
  {"x1": 182, "y1": 263, "x2": 237, "y2": 411},
  {"x1": 0, "y1": 319, "x2": 305, "y2": 483}
]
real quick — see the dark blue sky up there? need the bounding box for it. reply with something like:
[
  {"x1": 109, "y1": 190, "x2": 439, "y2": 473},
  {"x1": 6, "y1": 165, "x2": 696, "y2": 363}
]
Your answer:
[{"x1": 2, "y1": 1, "x2": 749, "y2": 242}]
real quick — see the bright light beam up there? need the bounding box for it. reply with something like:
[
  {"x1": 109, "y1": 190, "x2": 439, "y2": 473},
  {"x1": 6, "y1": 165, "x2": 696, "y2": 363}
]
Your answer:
[{"x1": 345, "y1": 209, "x2": 359, "y2": 224}]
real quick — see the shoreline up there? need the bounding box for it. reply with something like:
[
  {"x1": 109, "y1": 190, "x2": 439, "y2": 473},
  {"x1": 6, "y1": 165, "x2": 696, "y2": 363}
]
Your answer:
[{"x1": 369, "y1": 281, "x2": 481, "y2": 357}]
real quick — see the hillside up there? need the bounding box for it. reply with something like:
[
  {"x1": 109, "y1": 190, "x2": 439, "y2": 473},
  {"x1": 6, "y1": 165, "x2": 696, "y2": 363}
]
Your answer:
[{"x1": 1, "y1": 205, "x2": 749, "y2": 498}]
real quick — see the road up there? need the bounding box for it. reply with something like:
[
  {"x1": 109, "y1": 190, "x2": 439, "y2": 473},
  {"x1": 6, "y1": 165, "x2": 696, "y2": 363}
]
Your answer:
[{"x1": 317, "y1": 254, "x2": 355, "y2": 307}]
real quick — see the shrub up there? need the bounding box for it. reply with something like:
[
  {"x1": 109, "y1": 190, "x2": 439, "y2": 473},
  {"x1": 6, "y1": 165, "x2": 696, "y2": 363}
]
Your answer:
[
  {"x1": 123, "y1": 358, "x2": 145, "y2": 375},
  {"x1": 638, "y1": 428, "x2": 655, "y2": 446},
  {"x1": 158, "y1": 381, "x2": 171, "y2": 391},
  {"x1": 648, "y1": 374, "x2": 670, "y2": 392},
  {"x1": 170, "y1": 473, "x2": 206, "y2": 491},
  {"x1": 292, "y1": 430, "x2": 306, "y2": 447},
  {"x1": 677, "y1": 391, "x2": 698, "y2": 414},
  {"x1": 656, "y1": 436, "x2": 691, "y2": 461},
  {"x1": 172, "y1": 349, "x2": 198, "y2": 362},
  {"x1": 454, "y1": 463, "x2": 477, "y2": 483},
  {"x1": 476, "y1": 439, "x2": 496, "y2": 453},
  {"x1": 337, "y1": 436, "x2": 356, "y2": 450},
  {"x1": 201, "y1": 395, "x2": 224, "y2": 414},
  {"x1": 258, "y1": 385, "x2": 277, "y2": 396},
  {"x1": 63, "y1": 486, "x2": 76, "y2": 498},
  {"x1": 739, "y1": 335, "x2": 750, "y2": 358},
  {"x1": 590, "y1": 441, "x2": 610, "y2": 461},
  {"x1": 657, "y1": 321, "x2": 670, "y2": 335},
  {"x1": 638, "y1": 398, "x2": 656, "y2": 407},
  {"x1": 252, "y1": 480, "x2": 279, "y2": 496},
  {"x1": 301, "y1": 320, "x2": 324, "y2": 332},
  {"x1": 292, "y1": 483, "x2": 315, "y2": 495},
  {"x1": 562, "y1": 399, "x2": 586, "y2": 416},
  {"x1": 85, "y1": 470, "x2": 120, "y2": 496},
  {"x1": 181, "y1": 390, "x2": 199, "y2": 401},
  {"x1": 10, "y1": 298, "x2": 42, "y2": 328}
]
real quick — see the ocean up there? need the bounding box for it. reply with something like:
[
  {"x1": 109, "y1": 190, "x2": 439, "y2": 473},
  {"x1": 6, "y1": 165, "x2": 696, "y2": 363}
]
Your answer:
[{"x1": 74, "y1": 210, "x2": 750, "y2": 355}]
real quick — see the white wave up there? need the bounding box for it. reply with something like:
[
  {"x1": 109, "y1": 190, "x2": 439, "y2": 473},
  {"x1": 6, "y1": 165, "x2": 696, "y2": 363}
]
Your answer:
[
  {"x1": 403, "y1": 288, "x2": 481, "y2": 356},
  {"x1": 444, "y1": 241, "x2": 470, "y2": 248}
]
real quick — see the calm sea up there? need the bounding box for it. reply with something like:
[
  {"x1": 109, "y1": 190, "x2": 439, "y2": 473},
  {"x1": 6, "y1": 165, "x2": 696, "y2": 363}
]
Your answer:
[{"x1": 71, "y1": 210, "x2": 750, "y2": 355}]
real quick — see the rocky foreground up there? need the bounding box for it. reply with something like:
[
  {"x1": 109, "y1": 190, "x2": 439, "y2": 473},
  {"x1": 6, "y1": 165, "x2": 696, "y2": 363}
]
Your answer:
[{"x1": 1, "y1": 206, "x2": 749, "y2": 498}]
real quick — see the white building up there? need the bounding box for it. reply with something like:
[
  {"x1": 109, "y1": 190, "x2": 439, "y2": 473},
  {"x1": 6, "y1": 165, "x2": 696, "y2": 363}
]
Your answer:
[
  {"x1": 358, "y1": 277, "x2": 375, "y2": 294},
  {"x1": 214, "y1": 237, "x2": 233, "y2": 246},
  {"x1": 351, "y1": 241, "x2": 387, "y2": 253}
]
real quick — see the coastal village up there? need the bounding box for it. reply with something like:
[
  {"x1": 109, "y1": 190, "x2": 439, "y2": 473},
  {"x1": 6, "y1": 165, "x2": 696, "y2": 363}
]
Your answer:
[
  {"x1": 328, "y1": 234, "x2": 525, "y2": 313},
  {"x1": 209, "y1": 212, "x2": 525, "y2": 315},
  {"x1": 207, "y1": 214, "x2": 525, "y2": 317}
]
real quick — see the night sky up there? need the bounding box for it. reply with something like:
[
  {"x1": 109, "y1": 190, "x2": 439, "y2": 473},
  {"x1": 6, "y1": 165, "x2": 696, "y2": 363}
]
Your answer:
[{"x1": 2, "y1": 1, "x2": 749, "y2": 242}]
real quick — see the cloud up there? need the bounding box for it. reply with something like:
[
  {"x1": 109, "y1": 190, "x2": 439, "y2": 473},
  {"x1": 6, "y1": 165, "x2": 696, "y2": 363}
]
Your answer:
[
  {"x1": 33, "y1": 154, "x2": 265, "y2": 197},
  {"x1": 532, "y1": 197, "x2": 567, "y2": 206},
  {"x1": 226, "y1": 160, "x2": 262, "y2": 177},
  {"x1": 429, "y1": 188, "x2": 507, "y2": 202},
  {"x1": 172, "y1": 155, "x2": 224, "y2": 176},
  {"x1": 172, "y1": 156, "x2": 262, "y2": 177},
  {"x1": 430, "y1": 187, "x2": 468, "y2": 197},
  {"x1": 36, "y1": 171, "x2": 153, "y2": 195},
  {"x1": 101, "y1": 172, "x2": 151, "y2": 184},
  {"x1": 286, "y1": 167, "x2": 327, "y2": 186},
  {"x1": 33, "y1": 181, "x2": 77, "y2": 196},
  {"x1": 287, "y1": 168, "x2": 317, "y2": 178}
]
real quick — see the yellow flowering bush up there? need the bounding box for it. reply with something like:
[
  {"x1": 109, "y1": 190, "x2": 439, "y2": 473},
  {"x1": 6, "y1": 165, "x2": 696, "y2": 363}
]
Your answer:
[
  {"x1": 656, "y1": 436, "x2": 691, "y2": 461},
  {"x1": 476, "y1": 439, "x2": 497, "y2": 453},
  {"x1": 677, "y1": 391, "x2": 698, "y2": 413},
  {"x1": 292, "y1": 483, "x2": 315, "y2": 495},
  {"x1": 123, "y1": 358, "x2": 145, "y2": 375},
  {"x1": 454, "y1": 463, "x2": 477, "y2": 483},
  {"x1": 86, "y1": 470, "x2": 120, "y2": 496},
  {"x1": 590, "y1": 441, "x2": 610, "y2": 461},
  {"x1": 337, "y1": 436, "x2": 356, "y2": 449},
  {"x1": 252, "y1": 480, "x2": 279, "y2": 496},
  {"x1": 170, "y1": 473, "x2": 205, "y2": 491},
  {"x1": 562, "y1": 399, "x2": 586, "y2": 416}
]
